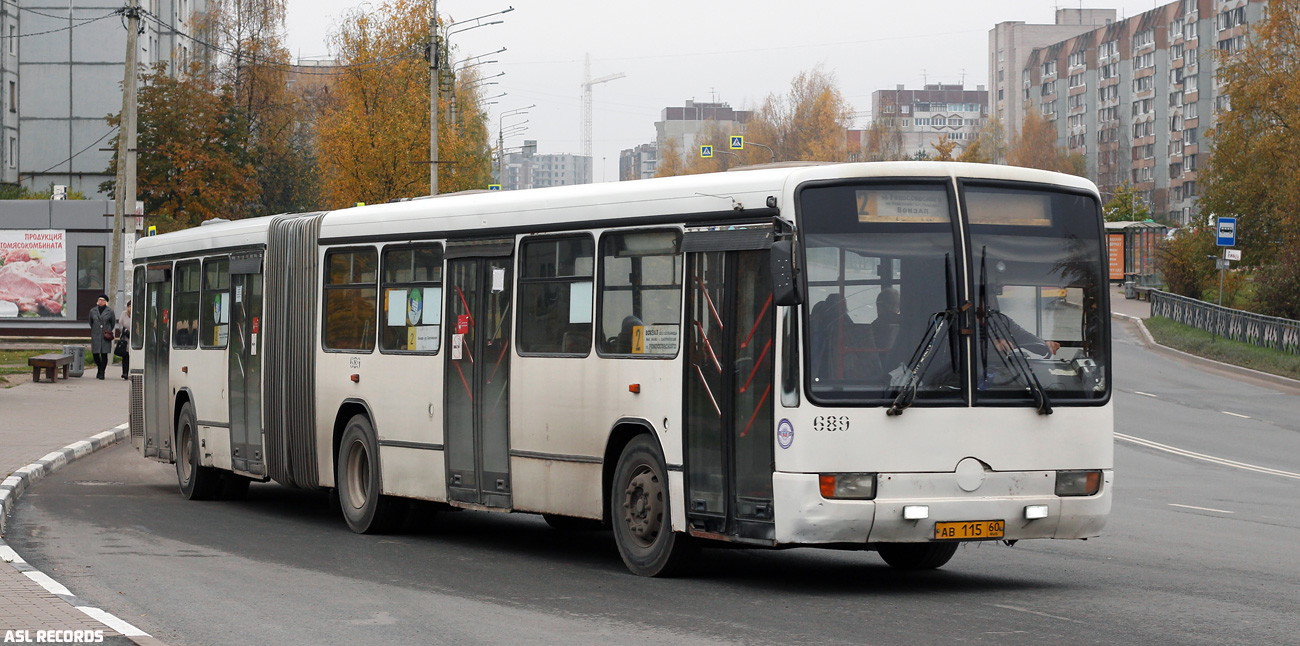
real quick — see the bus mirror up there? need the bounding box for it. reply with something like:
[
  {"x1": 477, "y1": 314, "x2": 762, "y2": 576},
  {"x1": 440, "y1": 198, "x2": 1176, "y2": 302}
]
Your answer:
[{"x1": 771, "y1": 240, "x2": 802, "y2": 306}]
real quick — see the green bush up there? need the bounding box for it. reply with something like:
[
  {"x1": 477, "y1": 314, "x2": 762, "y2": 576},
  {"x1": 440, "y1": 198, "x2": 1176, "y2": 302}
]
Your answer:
[
  {"x1": 1251, "y1": 243, "x2": 1300, "y2": 320},
  {"x1": 1156, "y1": 227, "x2": 1217, "y2": 298}
]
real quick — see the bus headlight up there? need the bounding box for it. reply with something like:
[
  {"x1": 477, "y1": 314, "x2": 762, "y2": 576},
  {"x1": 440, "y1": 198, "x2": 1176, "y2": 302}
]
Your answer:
[
  {"x1": 1055, "y1": 470, "x2": 1102, "y2": 496},
  {"x1": 818, "y1": 473, "x2": 877, "y2": 500}
]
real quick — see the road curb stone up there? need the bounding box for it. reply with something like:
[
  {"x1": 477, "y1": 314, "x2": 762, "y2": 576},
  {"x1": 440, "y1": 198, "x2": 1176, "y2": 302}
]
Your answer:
[{"x1": 1, "y1": 424, "x2": 164, "y2": 645}]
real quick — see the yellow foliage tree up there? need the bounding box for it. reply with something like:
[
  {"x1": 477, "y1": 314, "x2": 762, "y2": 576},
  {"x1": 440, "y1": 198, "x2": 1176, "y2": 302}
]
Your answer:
[
  {"x1": 1008, "y1": 110, "x2": 1084, "y2": 176},
  {"x1": 316, "y1": 0, "x2": 491, "y2": 207},
  {"x1": 742, "y1": 66, "x2": 855, "y2": 165},
  {"x1": 930, "y1": 134, "x2": 957, "y2": 161},
  {"x1": 654, "y1": 136, "x2": 686, "y2": 178},
  {"x1": 958, "y1": 116, "x2": 1007, "y2": 164}
]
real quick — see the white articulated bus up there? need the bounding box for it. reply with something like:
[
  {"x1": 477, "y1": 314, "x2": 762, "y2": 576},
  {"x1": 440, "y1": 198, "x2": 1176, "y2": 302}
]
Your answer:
[{"x1": 129, "y1": 162, "x2": 1112, "y2": 576}]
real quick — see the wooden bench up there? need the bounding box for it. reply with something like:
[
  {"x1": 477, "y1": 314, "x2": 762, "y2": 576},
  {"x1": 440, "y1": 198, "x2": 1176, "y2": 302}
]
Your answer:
[{"x1": 28, "y1": 353, "x2": 73, "y2": 383}]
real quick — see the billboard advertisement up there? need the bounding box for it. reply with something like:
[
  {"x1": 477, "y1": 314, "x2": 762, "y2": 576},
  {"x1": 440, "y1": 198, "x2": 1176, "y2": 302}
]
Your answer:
[{"x1": 0, "y1": 230, "x2": 67, "y2": 317}]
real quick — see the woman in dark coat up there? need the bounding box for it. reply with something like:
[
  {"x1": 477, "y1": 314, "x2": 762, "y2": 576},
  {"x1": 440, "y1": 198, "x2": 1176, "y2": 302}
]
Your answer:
[{"x1": 88, "y1": 294, "x2": 117, "y2": 380}]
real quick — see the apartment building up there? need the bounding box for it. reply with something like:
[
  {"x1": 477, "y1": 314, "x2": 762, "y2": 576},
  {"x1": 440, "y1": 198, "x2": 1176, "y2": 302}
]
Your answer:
[
  {"x1": 989, "y1": 9, "x2": 1118, "y2": 140},
  {"x1": 1019, "y1": 0, "x2": 1265, "y2": 225},
  {"x1": 618, "y1": 143, "x2": 657, "y2": 181},
  {"x1": 3, "y1": 0, "x2": 208, "y2": 196},
  {"x1": 870, "y1": 84, "x2": 989, "y2": 158},
  {"x1": 654, "y1": 100, "x2": 751, "y2": 163},
  {"x1": 499, "y1": 140, "x2": 593, "y2": 191}
]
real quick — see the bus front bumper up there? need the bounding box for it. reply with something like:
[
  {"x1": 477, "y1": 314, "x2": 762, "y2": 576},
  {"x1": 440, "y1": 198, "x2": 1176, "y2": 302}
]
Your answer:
[{"x1": 771, "y1": 470, "x2": 1112, "y2": 546}]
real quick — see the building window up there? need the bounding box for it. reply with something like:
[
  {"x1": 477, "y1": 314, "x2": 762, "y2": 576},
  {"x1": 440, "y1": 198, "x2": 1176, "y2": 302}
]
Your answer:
[
  {"x1": 8, "y1": 81, "x2": 14, "y2": 112},
  {"x1": 323, "y1": 248, "x2": 378, "y2": 352},
  {"x1": 76, "y1": 247, "x2": 105, "y2": 290},
  {"x1": 172, "y1": 261, "x2": 201, "y2": 349},
  {"x1": 518, "y1": 236, "x2": 594, "y2": 355},
  {"x1": 199, "y1": 257, "x2": 230, "y2": 347},
  {"x1": 380, "y1": 244, "x2": 443, "y2": 354},
  {"x1": 597, "y1": 230, "x2": 682, "y2": 357}
]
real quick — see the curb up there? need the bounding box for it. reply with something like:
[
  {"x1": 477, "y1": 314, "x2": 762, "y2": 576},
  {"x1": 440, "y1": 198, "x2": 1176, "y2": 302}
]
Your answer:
[
  {"x1": 0, "y1": 423, "x2": 164, "y2": 645},
  {"x1": 1112, "y1": 312, "x2": 1300, "y2": 393}
]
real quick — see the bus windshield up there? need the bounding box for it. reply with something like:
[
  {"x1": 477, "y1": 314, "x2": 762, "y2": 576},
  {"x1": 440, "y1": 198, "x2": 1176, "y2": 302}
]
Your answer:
[
  {"x1": 800, "y1": 182, "x2": 963, "y2": 404},
  {"x1": 799, "y1": 180, "x2": 1108, "y2": 407}
]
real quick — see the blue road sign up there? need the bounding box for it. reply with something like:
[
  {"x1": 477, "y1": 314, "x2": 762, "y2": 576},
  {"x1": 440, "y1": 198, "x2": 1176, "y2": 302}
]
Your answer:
[
  {"x1": 700, "y1": 145, "x2": 713, "y2": 158},
  {"x1": 488, "y1": 184, "x2": 501, "y2": 191},
  {"x1": 730, "y1": 136, "x2": 744, "y2": 150},
  {"x1": 1216, "y1": 216, "x2": 1236, "y2": 247}
]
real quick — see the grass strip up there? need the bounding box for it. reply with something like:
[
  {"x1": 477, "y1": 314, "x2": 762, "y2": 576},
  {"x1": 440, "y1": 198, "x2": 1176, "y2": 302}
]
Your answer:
[{"x1": 1144, "y1": 316, "x2": 1300, "y2": 381}]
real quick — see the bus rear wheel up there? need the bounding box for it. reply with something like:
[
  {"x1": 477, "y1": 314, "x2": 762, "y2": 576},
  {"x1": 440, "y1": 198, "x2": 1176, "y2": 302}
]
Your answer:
[
  {"x1": 610, "y1": 435, "x2": 694, "y2": 577},
  {"x1": 875, "y1": 542, "x2": 959, "y2": 570},
  {"x1": 176, "y1": 403, "x2": 219, "y2": 500},
  {"x1": 337, "y1": 414, "x2": 407, "y2": 534}
]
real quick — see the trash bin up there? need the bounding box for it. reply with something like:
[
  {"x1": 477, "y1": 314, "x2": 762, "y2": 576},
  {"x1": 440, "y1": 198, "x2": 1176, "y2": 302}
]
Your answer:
[
  {"x1": 1124, "y1": 281, "x2": 1136, "y2": 300},
  {"x1": 63, "y1": 344, "x2": 87, "y2": 378}
]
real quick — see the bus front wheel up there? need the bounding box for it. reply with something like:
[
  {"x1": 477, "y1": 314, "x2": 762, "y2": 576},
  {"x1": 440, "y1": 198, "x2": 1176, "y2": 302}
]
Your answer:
[
  {"x1": 875, "y1": 542, "x2": 959, "y2": 570},
  {"x1": 336, "y1": 415, "x2": 407, "y2": 534},
  {"x1": 610, "y1": 435, "x2": 694, "y2": 577},
  {"x1": 176, "y1": 403, "x2": 219, "y2": 500}
]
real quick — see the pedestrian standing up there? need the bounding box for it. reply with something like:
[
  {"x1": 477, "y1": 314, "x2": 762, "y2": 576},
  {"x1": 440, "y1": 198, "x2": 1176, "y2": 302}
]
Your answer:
[
  {"x1": 89, "y1": 294, "x2": 117, "y2": 380},
  {"x1": 116, "y1": 301, "x2": 132, "y2": 379}
]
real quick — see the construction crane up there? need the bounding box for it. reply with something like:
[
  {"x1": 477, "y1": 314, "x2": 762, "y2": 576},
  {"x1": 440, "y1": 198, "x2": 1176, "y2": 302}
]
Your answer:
[{"x1": 582, "y1": 53, "x2": 624, "y2": 158}]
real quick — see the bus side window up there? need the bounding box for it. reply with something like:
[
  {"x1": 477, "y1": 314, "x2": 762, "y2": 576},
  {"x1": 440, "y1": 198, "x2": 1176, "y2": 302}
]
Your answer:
[
  {"x1": 596, "y1": 230, "x2": 682, "y2": 357},
  {"x1": 379, "y1": 244, "x2": 443, "y2": 354},
  {"x1": 518, "y1": 235, "x2": 594, "y2": 356},
  {"x1": 323, "y1": 248, "x2": 378, "y2": 352},
  {"x1": 131, "y1": 267, "x2": 145, "y2": 350},
  {"x1": 200, "y1": 257, "x2": 230, "y2": 348},
  {"x1": 173, "y1": 261, "x2": 201, "y2": 349}
]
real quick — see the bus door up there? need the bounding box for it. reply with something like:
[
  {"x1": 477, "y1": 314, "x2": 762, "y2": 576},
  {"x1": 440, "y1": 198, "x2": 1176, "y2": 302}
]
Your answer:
[
  {"x1": 684, "y1": 235, "x2": 777, "y2": 541},
  {"x1": 144, "y1": 264, "x2": 173, "y2": 461},
  {"x1": 443, "y1": 241, "x2": 514, "y2": 508},
  {"x1": 228, "y1": 254, "x2": 265, "y2": 477}
]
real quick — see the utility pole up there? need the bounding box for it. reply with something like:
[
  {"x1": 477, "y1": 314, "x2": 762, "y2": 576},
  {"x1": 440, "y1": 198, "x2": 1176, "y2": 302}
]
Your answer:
[
  {"x1": 110, "y1": 0, "x2": 141, "y2": 311},
  {"x1": 429, "y1": 0, "x2": 439, "y2": 196}
]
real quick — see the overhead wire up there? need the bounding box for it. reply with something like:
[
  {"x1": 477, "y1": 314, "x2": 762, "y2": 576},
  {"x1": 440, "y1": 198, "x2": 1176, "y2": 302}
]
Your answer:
[
  {"x1": 0, "y1": 9, "x2": 122, "y2": 40},
  {"x1": 23, "y1": 127, "x2": 120, "y2": 181}
]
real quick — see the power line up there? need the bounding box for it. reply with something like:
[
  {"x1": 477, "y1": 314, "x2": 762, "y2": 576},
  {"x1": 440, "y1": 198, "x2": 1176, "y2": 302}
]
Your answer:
[
  {"x1": 0, "y1": 0, "x2": 111, "y2": 22},
  {"x1": 23, "y1": 127, "x2": 120, "y2": 180},
  {"x1": 0, "y1": 10, "x2": 122, "y2": 40},
  {"x1": 139, "y1": 9, "x2": 425, "y2": 77}
]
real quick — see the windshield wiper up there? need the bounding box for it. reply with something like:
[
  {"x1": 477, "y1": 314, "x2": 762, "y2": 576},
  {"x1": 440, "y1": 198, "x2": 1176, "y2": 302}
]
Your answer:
[
  {"x1": 984, "y1": 309, "x2": 1054, "y2": 415},
  {"x1": 977, "y1": 246, "x2": 1052, "y2": 415},
  {"x1": 887, "y1": 307, "x2": 961, "y2": 417}
]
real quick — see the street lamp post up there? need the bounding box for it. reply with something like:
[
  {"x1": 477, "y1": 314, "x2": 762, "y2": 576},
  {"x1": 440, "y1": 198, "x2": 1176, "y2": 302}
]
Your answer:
[
  {"x1": 497, "y1": 104, "x2": 534, "y2": 187},
  {"x1": 431, "y1": 4, "x2": 513, "y2": 196}
]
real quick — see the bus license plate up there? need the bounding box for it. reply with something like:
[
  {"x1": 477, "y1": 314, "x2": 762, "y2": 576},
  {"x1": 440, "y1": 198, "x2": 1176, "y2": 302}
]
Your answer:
[{"x1": 934, "y1": 520, "x2": 1004, "y2": 540}]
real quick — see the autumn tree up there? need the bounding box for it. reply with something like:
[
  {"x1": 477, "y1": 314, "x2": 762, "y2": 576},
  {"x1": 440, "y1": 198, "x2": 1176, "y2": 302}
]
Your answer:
[
  {"x1": 958, "y1": 116, "x2": 1007, "y2": 164},
  {"x1": 1007, "y1": 110, "x2": 1084, "y2": 176},
  {"x1": 742, "y1": 66, "x2": 855, "y2": 164},
  {"x1": 1200, "y1": 0, "x2": 1300, "y2": 268},
  {"x1": 316, "y1": 0, "x2": 492, "y2": 206},
  {"x1": 1103, "y1": 182, "x2": 1151, "y2": 222},
  {"x1": 654, "y1": 137, "x2": 686, "y2": 178},
  {"x1": 860, "y1": 116, "x2": 906, "y2": 161},
  {"x1": 101, "y1": 64, "x2": 259, "y2": 233},
  {"x1": 930, "y1": 134, "x2": 957, "y2": 161}
]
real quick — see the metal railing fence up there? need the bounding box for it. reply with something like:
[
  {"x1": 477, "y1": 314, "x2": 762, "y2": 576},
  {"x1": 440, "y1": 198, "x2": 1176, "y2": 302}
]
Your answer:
[{"x1": 1149, "y1": 290, "x2": 1300, "y2": 356}]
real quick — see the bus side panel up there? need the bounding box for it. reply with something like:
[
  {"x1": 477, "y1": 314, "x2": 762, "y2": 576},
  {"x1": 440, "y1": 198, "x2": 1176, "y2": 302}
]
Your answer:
[
  {"x1": 379, "y1": 446, "x2": 447, "y2": 502},
  {"x1": 366, "y1": 347, "x2": 448, "y2": 501},
  {"x1": 510, "y1": 353, "x2": 684, "y2": 521},
  {"x1": 315, "y1": 350, "x2": 358, "y2": 489},
  {"x1": 175, "y1": 348, "x2": 229, "y2": 470}
]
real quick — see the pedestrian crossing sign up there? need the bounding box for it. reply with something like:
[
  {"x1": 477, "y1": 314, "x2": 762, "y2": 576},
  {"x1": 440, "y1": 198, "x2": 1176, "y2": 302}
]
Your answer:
[
  {"x1": 730, "y1": 136, "x2": 744, "y2": 150},
  {"x1": 700, "y1": 145, "x2": 713, "y2": 158},
  {"x1": 489, "y1": 184, "x2": 501, "y2": 191}
]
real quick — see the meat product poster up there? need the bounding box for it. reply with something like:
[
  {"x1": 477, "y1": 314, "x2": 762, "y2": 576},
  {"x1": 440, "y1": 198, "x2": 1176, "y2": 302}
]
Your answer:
[{"x1": 0, "y1": 230, "x2": 67, "y2": 317}]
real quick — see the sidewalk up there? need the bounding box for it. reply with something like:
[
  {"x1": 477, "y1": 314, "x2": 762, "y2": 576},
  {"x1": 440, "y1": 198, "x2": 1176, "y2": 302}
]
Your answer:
[
  {"x1": 0, "y1": 369, "x2": 148, "y2": 643},
  {"x1": 1109, "y1": 283, "x2": 1151, "y2": 320}
]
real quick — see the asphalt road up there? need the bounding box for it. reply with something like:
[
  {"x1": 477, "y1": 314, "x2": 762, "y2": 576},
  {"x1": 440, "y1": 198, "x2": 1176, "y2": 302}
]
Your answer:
[{"x1": 9, "y1": 321, "x2": 1300, "y2": 645}]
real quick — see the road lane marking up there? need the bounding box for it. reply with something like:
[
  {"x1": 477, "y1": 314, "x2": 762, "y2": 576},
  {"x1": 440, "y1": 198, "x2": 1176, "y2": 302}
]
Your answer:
[
  {"x1": 1116, "y1": 433, "x2": 1300, "y2": 480},
  {"x1": 1134, "y1": 391, "x2": 1158, "y2": 398},
  {"x1": 1169, "y1": 503, "x2": 1233, "y2": 514},
  {"x1": 1222, "y1": 411, "x2": 1251, "y2": 419}
]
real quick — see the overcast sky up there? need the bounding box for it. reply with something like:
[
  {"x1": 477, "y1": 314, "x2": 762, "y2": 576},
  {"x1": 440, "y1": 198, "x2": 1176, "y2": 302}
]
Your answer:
[{"x1": 283, "y1": 0, "x2": 1173, "y2": 184}]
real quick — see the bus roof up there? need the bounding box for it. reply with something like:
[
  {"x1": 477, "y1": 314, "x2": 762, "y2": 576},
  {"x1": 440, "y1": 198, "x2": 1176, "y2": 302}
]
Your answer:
[{"x1": 134, "y1": 162, "x2": 1098, "y2": 260}]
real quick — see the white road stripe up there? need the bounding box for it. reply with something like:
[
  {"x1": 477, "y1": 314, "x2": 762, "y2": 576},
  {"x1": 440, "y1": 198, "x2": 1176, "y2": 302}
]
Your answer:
[
  {"x1": 1116, "y1": 433, "x2": 1300, "y2": 480},
  {"x1": 77, "y1": 606, "x2": 149, "y2": 637},
  {"x1": 992, "y1": 604, "x2": 1085, "y2": 624},
  {"x1": 1222, "y1": 411, "x2": 1251, "y2": 419},
  {"x1": 1169, "y1": 503, "x2": 1233, "y2": 514},
  {"x1": 1134, "y1": 391, "x2": 1158, "y2": 398},
  {"x1": 24, "y1": 570, "x2": 72, "y2": 596}
]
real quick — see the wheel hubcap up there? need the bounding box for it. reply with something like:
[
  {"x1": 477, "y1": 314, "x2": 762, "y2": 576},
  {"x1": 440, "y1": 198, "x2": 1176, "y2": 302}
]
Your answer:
[
  {"x1": 345, "y1": 439, "x2": 369, "y2": 510},
  {"x1": 622, "y1": 466, "x2": 663, "y2": 548}
]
